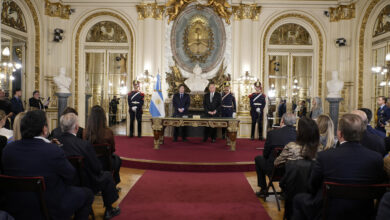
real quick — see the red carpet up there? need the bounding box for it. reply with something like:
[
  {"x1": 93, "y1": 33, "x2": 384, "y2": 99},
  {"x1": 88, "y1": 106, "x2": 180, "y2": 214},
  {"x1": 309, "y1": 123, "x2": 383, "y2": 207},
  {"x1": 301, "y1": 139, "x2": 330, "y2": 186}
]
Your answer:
[
  {"x1": 115, "y1": 136, "x2": 264, "y2": 172},
  {"x1": 114, "y1": 171, "x2": 271, "y2": 220}
]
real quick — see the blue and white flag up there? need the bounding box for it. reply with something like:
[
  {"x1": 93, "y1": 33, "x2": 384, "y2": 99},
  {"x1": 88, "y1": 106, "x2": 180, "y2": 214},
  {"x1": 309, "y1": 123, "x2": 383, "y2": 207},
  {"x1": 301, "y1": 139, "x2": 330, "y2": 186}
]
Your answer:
[{"x1": 149, "y1": 73, "x2": 165, "y2": 117}]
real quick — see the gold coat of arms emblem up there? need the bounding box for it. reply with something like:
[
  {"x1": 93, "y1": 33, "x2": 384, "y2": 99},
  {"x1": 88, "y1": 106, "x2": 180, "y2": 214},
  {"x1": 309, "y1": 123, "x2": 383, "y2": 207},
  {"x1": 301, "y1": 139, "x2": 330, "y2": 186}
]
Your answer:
[{"x1": 183, "y1": 15, "x2": 214, "y2": 63}]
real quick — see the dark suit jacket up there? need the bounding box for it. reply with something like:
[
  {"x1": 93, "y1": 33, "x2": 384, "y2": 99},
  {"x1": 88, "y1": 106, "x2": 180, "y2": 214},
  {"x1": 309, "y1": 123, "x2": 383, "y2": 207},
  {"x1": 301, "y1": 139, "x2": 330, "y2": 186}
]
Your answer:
[
  {"x1": 203, "y1": 92, "x2": 221, "y2": 117},
  {"x1": 360, "y1": 130, "x2": 386, "y2": 156},
  {"x1": 377, "y1": 192, "x2": 390, "y2": 220},
  {"x1": 49, "y1": 126, "x2": 84, "y2": 140},
  {"x1": 1, "y1": 138, "x2": 86, "y2": 219},
  {"x1": 263, "y1": 125, "x2": 297, "y2": 170},
  {"x1": 10, "y1": 97, "x2": 24, "y2": 116},
  {"x1": 306, "y1": 142, "x2": 384, "y2": 220},
  {"x1": 366, "y1": 125, "x2": 386, "y2": 138},
  {"x1": 59, "y1": 132, "x2": 102, "y2": 192},
  {"x1": 377, "y1": 105, "x2": 390, "y2": 127},
  {"x1": 28, "y1": 97, "x2": 47, "y2": 109},
  {"x1": 173, "y1": 93, "x2": 190, "y2": 116}
]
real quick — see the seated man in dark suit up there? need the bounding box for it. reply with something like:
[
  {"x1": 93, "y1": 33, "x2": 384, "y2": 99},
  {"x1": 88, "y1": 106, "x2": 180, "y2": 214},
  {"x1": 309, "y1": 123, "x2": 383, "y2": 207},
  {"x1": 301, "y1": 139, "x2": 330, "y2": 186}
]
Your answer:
[
  {"x1": 359, "y1": 108, "x2": 386, "y2": 138},
  {"x1": 293, "y1": 114, "x2": 385, "y2": 220},
  {"x1": 1, "y1": 110, "x2": 94, "y2": 220},
  {"x1": 377, "y1": 192, "x2": 390, "y2": 220},
  {"x1": 352, "y1": 110, "x2": 386, "y2": 156},
  {"x1": 203, "y1": 83, "x2": 221, "y2": 143},
  {"x1": 58, "y1": 113, "x2": 120, "y2": 219},
  {"x1": 172, "y1": 84, "x2": 190, "y2": 142},
  {"x1": 49, "y1": 107, "x2": 84, "y2": 140},
  {"x1": 254, "y1": 113, "x2": 297, "y2": 197}
]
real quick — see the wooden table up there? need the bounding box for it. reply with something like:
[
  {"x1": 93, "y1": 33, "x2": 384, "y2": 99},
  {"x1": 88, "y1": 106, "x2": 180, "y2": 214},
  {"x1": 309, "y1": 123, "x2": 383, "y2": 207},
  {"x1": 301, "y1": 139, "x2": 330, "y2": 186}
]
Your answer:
[{"x1": 151, "y1": 117, "x2": 240, "y2": 151}]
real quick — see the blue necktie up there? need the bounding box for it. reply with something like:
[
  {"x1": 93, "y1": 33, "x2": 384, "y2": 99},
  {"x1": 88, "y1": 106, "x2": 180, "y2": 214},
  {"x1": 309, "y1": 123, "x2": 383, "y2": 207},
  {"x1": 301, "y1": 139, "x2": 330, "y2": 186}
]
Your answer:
[{"x1": 180, "y1": 94, "x2": 183, "y2": 99}]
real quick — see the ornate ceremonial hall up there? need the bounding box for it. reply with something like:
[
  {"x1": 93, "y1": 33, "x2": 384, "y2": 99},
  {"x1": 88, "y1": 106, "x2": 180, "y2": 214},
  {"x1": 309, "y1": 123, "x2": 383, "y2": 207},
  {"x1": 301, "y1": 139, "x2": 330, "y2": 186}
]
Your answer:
[{"x1": 2, "y1": 0, "x2": 390, "y2": 220}]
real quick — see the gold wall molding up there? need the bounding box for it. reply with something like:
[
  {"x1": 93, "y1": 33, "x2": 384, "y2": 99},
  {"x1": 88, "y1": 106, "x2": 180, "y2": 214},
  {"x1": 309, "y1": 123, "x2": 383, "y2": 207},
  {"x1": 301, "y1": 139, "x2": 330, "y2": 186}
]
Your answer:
[
  {"x1": 1, "y1": 0, "x2": 27, "y2": 32},
  {"x1": 136, "y1": 3, "x2": 165, "y2": 20},
  {"x1": 269, "y1": 23, "x2": 312, "y2": 45},
  {"x1": 329, "y1": 3, "x2": 356, "y2": 22},
  {"x1": 44, "y1": 0, "x2": 71, "y2": 19},
  {"x1": 165, "y1": 0, "x2": 232, "y2": 24},
  {"x1": 25, "y1": 0, "x2": 40, "y2": 91},
  {"x1": 358, "y1": 0, "x2": 380, "y2": 108},
  {"x1": 75, "y1": 11, "x2": 134, "y2": 111},
  {"x1": 86, "y1": 21, "x2": 128, "y2": 43},
  {"x1": 373, "y1": 5, "x2": 390, "y2": 37},
  {"x1": 262, "y1": 13, "x2": 324, "y2": 97},
  {"x1": 232, "y1": 4, "x2": 261, "y2": 21}
]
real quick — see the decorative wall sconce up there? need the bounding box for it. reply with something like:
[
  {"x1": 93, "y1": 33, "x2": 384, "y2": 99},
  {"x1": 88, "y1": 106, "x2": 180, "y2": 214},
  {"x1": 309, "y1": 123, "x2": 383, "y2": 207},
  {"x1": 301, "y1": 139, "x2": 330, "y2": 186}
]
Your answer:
[{"x1": 54, "y1": 28, "x2": 64, "y2": 42}]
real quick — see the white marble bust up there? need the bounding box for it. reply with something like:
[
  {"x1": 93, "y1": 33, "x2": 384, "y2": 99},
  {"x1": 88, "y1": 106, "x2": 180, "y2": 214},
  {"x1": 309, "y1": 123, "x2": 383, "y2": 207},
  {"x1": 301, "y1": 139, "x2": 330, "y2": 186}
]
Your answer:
[
  {"x1": 327, "y1": 70, "x2": 344, "y2": 98},
  {"x1": 53, "y1": 67, "x2": 71, "y2": 94},
  {"x1": 185, "y1": 64, "x2": 209, "y2": 92}
]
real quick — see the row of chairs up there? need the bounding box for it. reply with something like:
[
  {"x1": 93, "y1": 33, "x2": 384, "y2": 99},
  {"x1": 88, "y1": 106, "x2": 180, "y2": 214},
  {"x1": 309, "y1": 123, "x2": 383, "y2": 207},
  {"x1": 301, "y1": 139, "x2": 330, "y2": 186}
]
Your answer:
[
  {"x1": 262, "y1": 147, "x2": 390, "y2": 220},
  {"x1": 0, "y1": 144, "x2": 113, "y2": 220}
]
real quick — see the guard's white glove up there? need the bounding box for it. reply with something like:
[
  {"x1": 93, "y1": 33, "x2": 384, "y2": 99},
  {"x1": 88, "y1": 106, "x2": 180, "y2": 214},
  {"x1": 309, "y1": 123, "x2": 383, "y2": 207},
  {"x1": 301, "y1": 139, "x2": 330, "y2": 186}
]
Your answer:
[
  {"x1": 256, "y1": 108, "x2": 261, "y2": 113},
  {"x1": 132, "y1": 106, "x2": 137, "y2": 112},
  {"x1": 232, "y1": 112, "x2": 237, "y2": 118}
]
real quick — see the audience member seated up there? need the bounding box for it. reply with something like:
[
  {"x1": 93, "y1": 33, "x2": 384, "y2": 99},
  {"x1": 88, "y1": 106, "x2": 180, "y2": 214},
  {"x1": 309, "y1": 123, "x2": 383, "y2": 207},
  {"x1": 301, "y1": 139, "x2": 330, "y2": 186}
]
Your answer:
[
  {"x1": 0, "y1": 135, "x2": 8, "y2": 173},
  {"x1": 254, "y1": 113, "x2": 297, "y2": 198},
  {"x1": 274, "y1": 117, "x2": 321, "y2": 167},
  {"x1": 0, "y1": 90, "x2": 13, "y2": 129},
  {"x1": 1, "y1": 110, "x2": 94, "y2": 220},
  {"x1": 292, "y1": 114, "x2": 385, "y2": 220},
  {"x1": 377, "y1": 192, "x2": 390, "y2": 220},
  {"x1": 58, "y1": 113, "x2": 120, "y2": 219},
  {"x1": 12, "y1": 112, "x2": 26, "y2": 141},
  {"x1": 352, "y1": 110, "x2": 386, "y2": 156},
  {"x1": 359, "y1": 108, "x2": 386, "y2": 138},
  {"x1": 0, "y1": 110, "x2": 13, "y2": 140},
  {"x1": 280, "y1": 159, "x2": 314, "y2": 220},
  {"x1": 316, "y1": 114, "x2": 337, "y2": 150},
  {"x1": 49, "y1": 107, "x2": 84, "y2": 139},
  {"x1": 84, "y1": 105, "x2": 122, "y2": 185}
]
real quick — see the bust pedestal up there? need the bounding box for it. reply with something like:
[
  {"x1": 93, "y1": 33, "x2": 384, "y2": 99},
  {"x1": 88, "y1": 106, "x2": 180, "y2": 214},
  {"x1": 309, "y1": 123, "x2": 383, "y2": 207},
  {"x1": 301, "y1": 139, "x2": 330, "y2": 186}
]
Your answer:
[
  {"x1": 326, "y1": 97, "x2": 343, "y2": 135},
  {"x1": 55, "y1": 93, "x2": 71, "y2": 126}
]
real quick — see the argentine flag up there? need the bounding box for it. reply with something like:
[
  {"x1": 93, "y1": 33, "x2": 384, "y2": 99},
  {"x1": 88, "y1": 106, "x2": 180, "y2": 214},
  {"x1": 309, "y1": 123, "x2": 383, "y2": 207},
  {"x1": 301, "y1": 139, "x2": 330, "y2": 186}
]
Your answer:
[{"x1": 149, "y1": 73, "x2": 165, "y2": 117}]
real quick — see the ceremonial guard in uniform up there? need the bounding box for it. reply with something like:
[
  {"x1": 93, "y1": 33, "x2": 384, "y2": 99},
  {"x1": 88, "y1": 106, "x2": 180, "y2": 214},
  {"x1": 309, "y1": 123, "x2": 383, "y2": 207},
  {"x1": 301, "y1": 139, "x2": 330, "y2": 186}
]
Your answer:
[
  {"x1": 172, "y1": 84, "x2": 190, "y2": 141},
  {"x1": 128, "y1": 80, "x2": 144, "y2": 138},
  {"x1": 376, "y1": 96, "x2": 390, "y2": 133},
  {"x1": 221, "y1": 82, "x2": 236, "y2": 139},
  {"x1": 249, "y1": 81, "x2": 266, "y2": 140}
]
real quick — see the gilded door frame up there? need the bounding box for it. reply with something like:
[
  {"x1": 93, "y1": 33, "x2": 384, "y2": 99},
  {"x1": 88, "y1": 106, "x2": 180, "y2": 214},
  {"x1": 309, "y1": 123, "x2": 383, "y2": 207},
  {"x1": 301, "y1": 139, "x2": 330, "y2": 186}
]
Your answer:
[{"x1": 73, "y1": 10, "x2": 135, "y2": 125}]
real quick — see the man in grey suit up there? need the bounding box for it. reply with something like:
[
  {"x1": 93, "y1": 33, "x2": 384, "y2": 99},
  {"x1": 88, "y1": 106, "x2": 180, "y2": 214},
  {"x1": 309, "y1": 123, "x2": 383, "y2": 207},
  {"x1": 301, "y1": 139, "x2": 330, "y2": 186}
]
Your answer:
[{"x1": 203, "y1": 83, "x2": 221, "y2": 143}]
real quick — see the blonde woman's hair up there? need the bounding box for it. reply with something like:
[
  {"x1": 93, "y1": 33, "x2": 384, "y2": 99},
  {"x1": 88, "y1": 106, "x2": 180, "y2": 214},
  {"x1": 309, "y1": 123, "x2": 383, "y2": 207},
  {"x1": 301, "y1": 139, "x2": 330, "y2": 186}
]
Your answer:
[
  {"x1": 13, "y1": 112, "x2": 26, "y2": 141},
  {"x1": 317, "y1": 114, "x2": 335, "y2": 150},
  {"x1": 0, "y1": 110, "x2": 6, "y2": 121}
]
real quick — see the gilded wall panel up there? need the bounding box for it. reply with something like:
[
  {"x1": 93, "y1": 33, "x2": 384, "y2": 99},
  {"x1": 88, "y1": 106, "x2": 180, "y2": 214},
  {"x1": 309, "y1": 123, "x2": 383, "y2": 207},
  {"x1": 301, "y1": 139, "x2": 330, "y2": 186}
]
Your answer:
[{"x1": 1, "y1": 1, "x2": 26, "y2": 32}]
